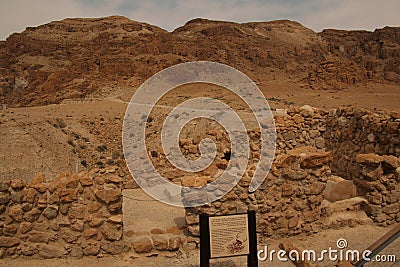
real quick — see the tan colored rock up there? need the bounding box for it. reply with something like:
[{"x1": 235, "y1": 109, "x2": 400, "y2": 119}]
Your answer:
[
  {"x1": 275, "y1": 154, "x2": 297, "y2": 168},
  {"x1": 23, "y1": 187, "x2": 37, "y2": 203},
  {"x1": 23, "y1": 207, "x2": 41, "y2": 222},
  {"x1": 305, "y1": 182, "x2": 326, "y2": 195},
  {"x1": 83, "y1": 245, "x2": 100, "y2": 256},
  {"x1": 133, "y1": 238, "x2": 153, "y2": 253},
  {"x1": 79, "y1": 171, "x2": 93, "y2": 186},
  {"x1": 101, "y1": 222, "x2": 122, "y2": 241},
  {"x1": 281, "y1": 168, "x2": 307, "y2": 180},
  {"x1": 381, "y1": 155, "x2": 400, "y2": 169},
  {"x1": 194, "y1": 177, "x2": 208, "y2": 187},
  {"x1": 8, "y1": 204, "x2": 23, "y2": 221},
  {"x1": 68, "y1": 204, "x2": 86, "y2": 219},
  {"x1": 89, "y1": 217, "x2": 104, "y2": 227},
  {"x1": 300, "y1": 152, "x2": 332, "y2": 168},
  {"x1": 167, "y1": 225, "x2": 183, "y2": 235},
  {"x1": 21, "y1": 243, "x2": 37, "y2": 256},
  {"x1": 10, "y1": 179, "x2": 25, "y2": 190},
  {"x1": 182, "y1": 175, "x2": 196, "y2": 187},
  {"x1": 108, "y1": 214, "x2": 122, "y2": 223},
  {"x1": 152, "y1": 235, "x2": 168, "y2": 251},
  {"x1": 3, "y1": 225, "x2": 18, "y2": 236},
  {"x1": 292, "y1": 114, "x2": 304, "y2": 124},
  {"x1": 71, "y1": 220, "x2": 84, "y2": 232},
  {"x1": 20, "y1": 222, "x2": 33, "y2": 234},
  {"x1": 0, "y1": 237, "x2": 20, "y2": 247},
  {"x1": 288, "y1": 215, "x2": 299, "y2": 228},
  {"x1": 27, "y1": 232, "x2": 49, "y2": 243},
  {"x1": 66, "y1": 173, "x2": 80, "y2": 188},
  {"x1": 87, "y1": 201, "x2": 102, "y2": 213},
  {"x1": 105, "y1": 174, "x2": 123, "y2": 184},
  {"x1": 355, "y1": 153, "x2": 382, "y2": 165},
  {"x1": 0, "y1": 192, "x2": 10, "y2": 204},
  {"x1": 60, "y1": 188, "x2": 78, "y2": 202},
  {"x1": 107, "y1": 201, "x2": 122, "y2": 213},
  {"x1": 31, "y1": 173, "x2": 46, "y2": 184},
  {"x1": 83, "y1": 228, "x2": 98, "y2": 239},
  {"x1": 202, "y1": 164, "x2": 218, "y2": 176},
  {"x1": 324, "y1": 176, "x2": 357, "y2": 202},
  {"x1": 0, "y1": 182, "x2": 9, "y2": 192},
  {"x1": 42, "y1": 206, "x2": 58, "y2": 219},
  {"x1": 60, "y1": 229, "x2": 80, "y2": 243},
  {"x1": 95, "y1": 188, "x2": 121, "y2": 204},
  {"x1": 168, "y1": 237, "x2": 181, "y2": 251},
  {"x1": 37, "y1": 244, "x2": 65, "y2": 258},
  {"x1": 150, "y1": 228, "x2": 165, "y2": 234}
]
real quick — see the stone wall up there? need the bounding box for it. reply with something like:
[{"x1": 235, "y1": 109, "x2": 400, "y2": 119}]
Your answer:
[
  {"x1": 185, "y1": 151, "x2": 335, "y2": 240},
  {"x1": 275, "y1": 106, "x2": 327, "y2": 156},
  {"x1": 1, "y1": 106, "x2": 399, "y2": 258},
  {"x1": 325, "y1": 107, "x2": 400, "y2": 178},
  {"x1": 0, "y1": 171, "x2": 126, "y2": 258},
  {"x1": 184, "y1": 107, "x2": 400, "y2": 241},
  {"x1": 354, "y1": 153, "x2": 400, "y2": 226}
]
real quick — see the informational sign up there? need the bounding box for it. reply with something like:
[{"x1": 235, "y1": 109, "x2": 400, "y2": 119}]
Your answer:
[
  {"x1": 200, "y1": 210, "x2": 258, "y2": 267},
  {"x1": 209, "y1": 214, "x2": 249, "y2": 258}
]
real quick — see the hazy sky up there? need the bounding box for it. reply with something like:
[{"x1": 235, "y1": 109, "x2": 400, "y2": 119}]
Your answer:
[{"x1": 0, "y1": 0, "x2": 399, "y2": 40}]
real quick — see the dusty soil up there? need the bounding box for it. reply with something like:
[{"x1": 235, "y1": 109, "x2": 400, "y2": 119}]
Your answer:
[
  {"x1": 1, "y1": 224, "x2": 398, "y2": 266},
  {"x1": 1, "y1": 81, "x2": 399, "y2": 179}
]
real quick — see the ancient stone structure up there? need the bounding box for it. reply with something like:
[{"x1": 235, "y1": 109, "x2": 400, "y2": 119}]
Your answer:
[
  {"x1": 0, "y1": 107, "x2": 399, "y2": 258},
  {"x1": 0, "y1": 171, "x2": 125, "y2": 258}
]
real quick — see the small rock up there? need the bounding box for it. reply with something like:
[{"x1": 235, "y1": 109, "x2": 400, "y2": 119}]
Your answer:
[
  {"x1": 83, "y1": 245, "x2": 100, "y2": 256},
  {"x1": 132, "y1": 238, "x2": 152, "y2": 253},
  {"x1": 101, "y1": 222, "x2": 122, "y2": 241},
  {"x1": 8, "y1": 204, "x2": 23, "y2": 221},
  {"x1": 0, "y1": 236, "x2": 19, "y2": 247},
  {"x1": 20, "y1": 222, "x2": 33, "y2": 234},
  {"x1": 31, "y1": 173, "x2": 46, "y2": 184},
  {"x1": 83, "y1": 228, "x2": 98, "y2": 239},
  {"x1": 66, "y1": 173, "x2": 80, "y2": 189},
  {"x1": 168, "y1": 237, "x2": 181, "y2": 251},
  {"x1": 300, "y1": 152, "x2": 332, "y2": 168},
  {"x1": 69, "y1": 246, "x2": 84, "y2": 258},
  {"x1": 3, "y1": 224, "x2": 18, "y2": 236},
  {"x1": 95, "y1": 188, "x2": 121, "y2": 204},
  {"x1": 37, "y1": 244, "x2": 65, "y2": 258},
  {"x1": 108, "y1": 214, "x2": 122, "y2": 223},
  {"x1": 152, "y1": 235, "x2": 168, "y2": 251},
  {"x1": 10, "y1": 179, "x2": 25, "y2": 190},
  {"x1": 27, "y1": 232, "x2": 49, "y2": 243},
  {"x1": 71, "y1": 220, "x2": 84, "y2": 232},
  {"x1": 42, "y1": 206, "x2": 58, "y2": 220}
]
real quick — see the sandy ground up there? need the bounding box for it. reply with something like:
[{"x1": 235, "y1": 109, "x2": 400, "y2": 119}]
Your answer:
[
  {"x1": 1, "y1": 81, "x2": 399, "y2": 179},
  {"x1": 1, "y1": 224, "x2": 398, "y2": 267}
]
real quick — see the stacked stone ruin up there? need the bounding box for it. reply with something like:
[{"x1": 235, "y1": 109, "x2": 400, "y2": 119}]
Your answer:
[{"x1": 0, "y1": 106, "x2": 399, "y2": 258}]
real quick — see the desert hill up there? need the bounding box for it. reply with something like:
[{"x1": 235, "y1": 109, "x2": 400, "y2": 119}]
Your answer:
[{"x1": 0, "y1": 16, "x2": 399, "y2": 107}]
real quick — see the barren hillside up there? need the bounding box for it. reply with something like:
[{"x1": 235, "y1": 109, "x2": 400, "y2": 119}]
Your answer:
[{"x1": 0, "y1": 16, "x2": 399, "y2": 107}]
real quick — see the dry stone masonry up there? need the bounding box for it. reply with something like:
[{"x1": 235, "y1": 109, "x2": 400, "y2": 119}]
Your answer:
[
  {"x1": 0, "y1": 171, "x2": 126, "y2": 258},
  {"x1": 0, "y1": 106, "x2": 399, "y2": 258}
]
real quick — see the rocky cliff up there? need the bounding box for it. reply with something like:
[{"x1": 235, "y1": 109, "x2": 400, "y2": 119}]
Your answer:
[{"x1": 0, "y1": 16, "x2": 398, "y2": 106}]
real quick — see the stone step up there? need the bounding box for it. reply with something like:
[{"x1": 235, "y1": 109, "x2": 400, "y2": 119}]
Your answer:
[{"x1": 321, "y1": 197, "x2": 373, "y2": 228}]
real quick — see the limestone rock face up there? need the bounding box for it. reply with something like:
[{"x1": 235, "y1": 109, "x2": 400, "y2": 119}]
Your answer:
[{"x1": 1, "y1": 16, "x2": 398, "y2": 107}]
